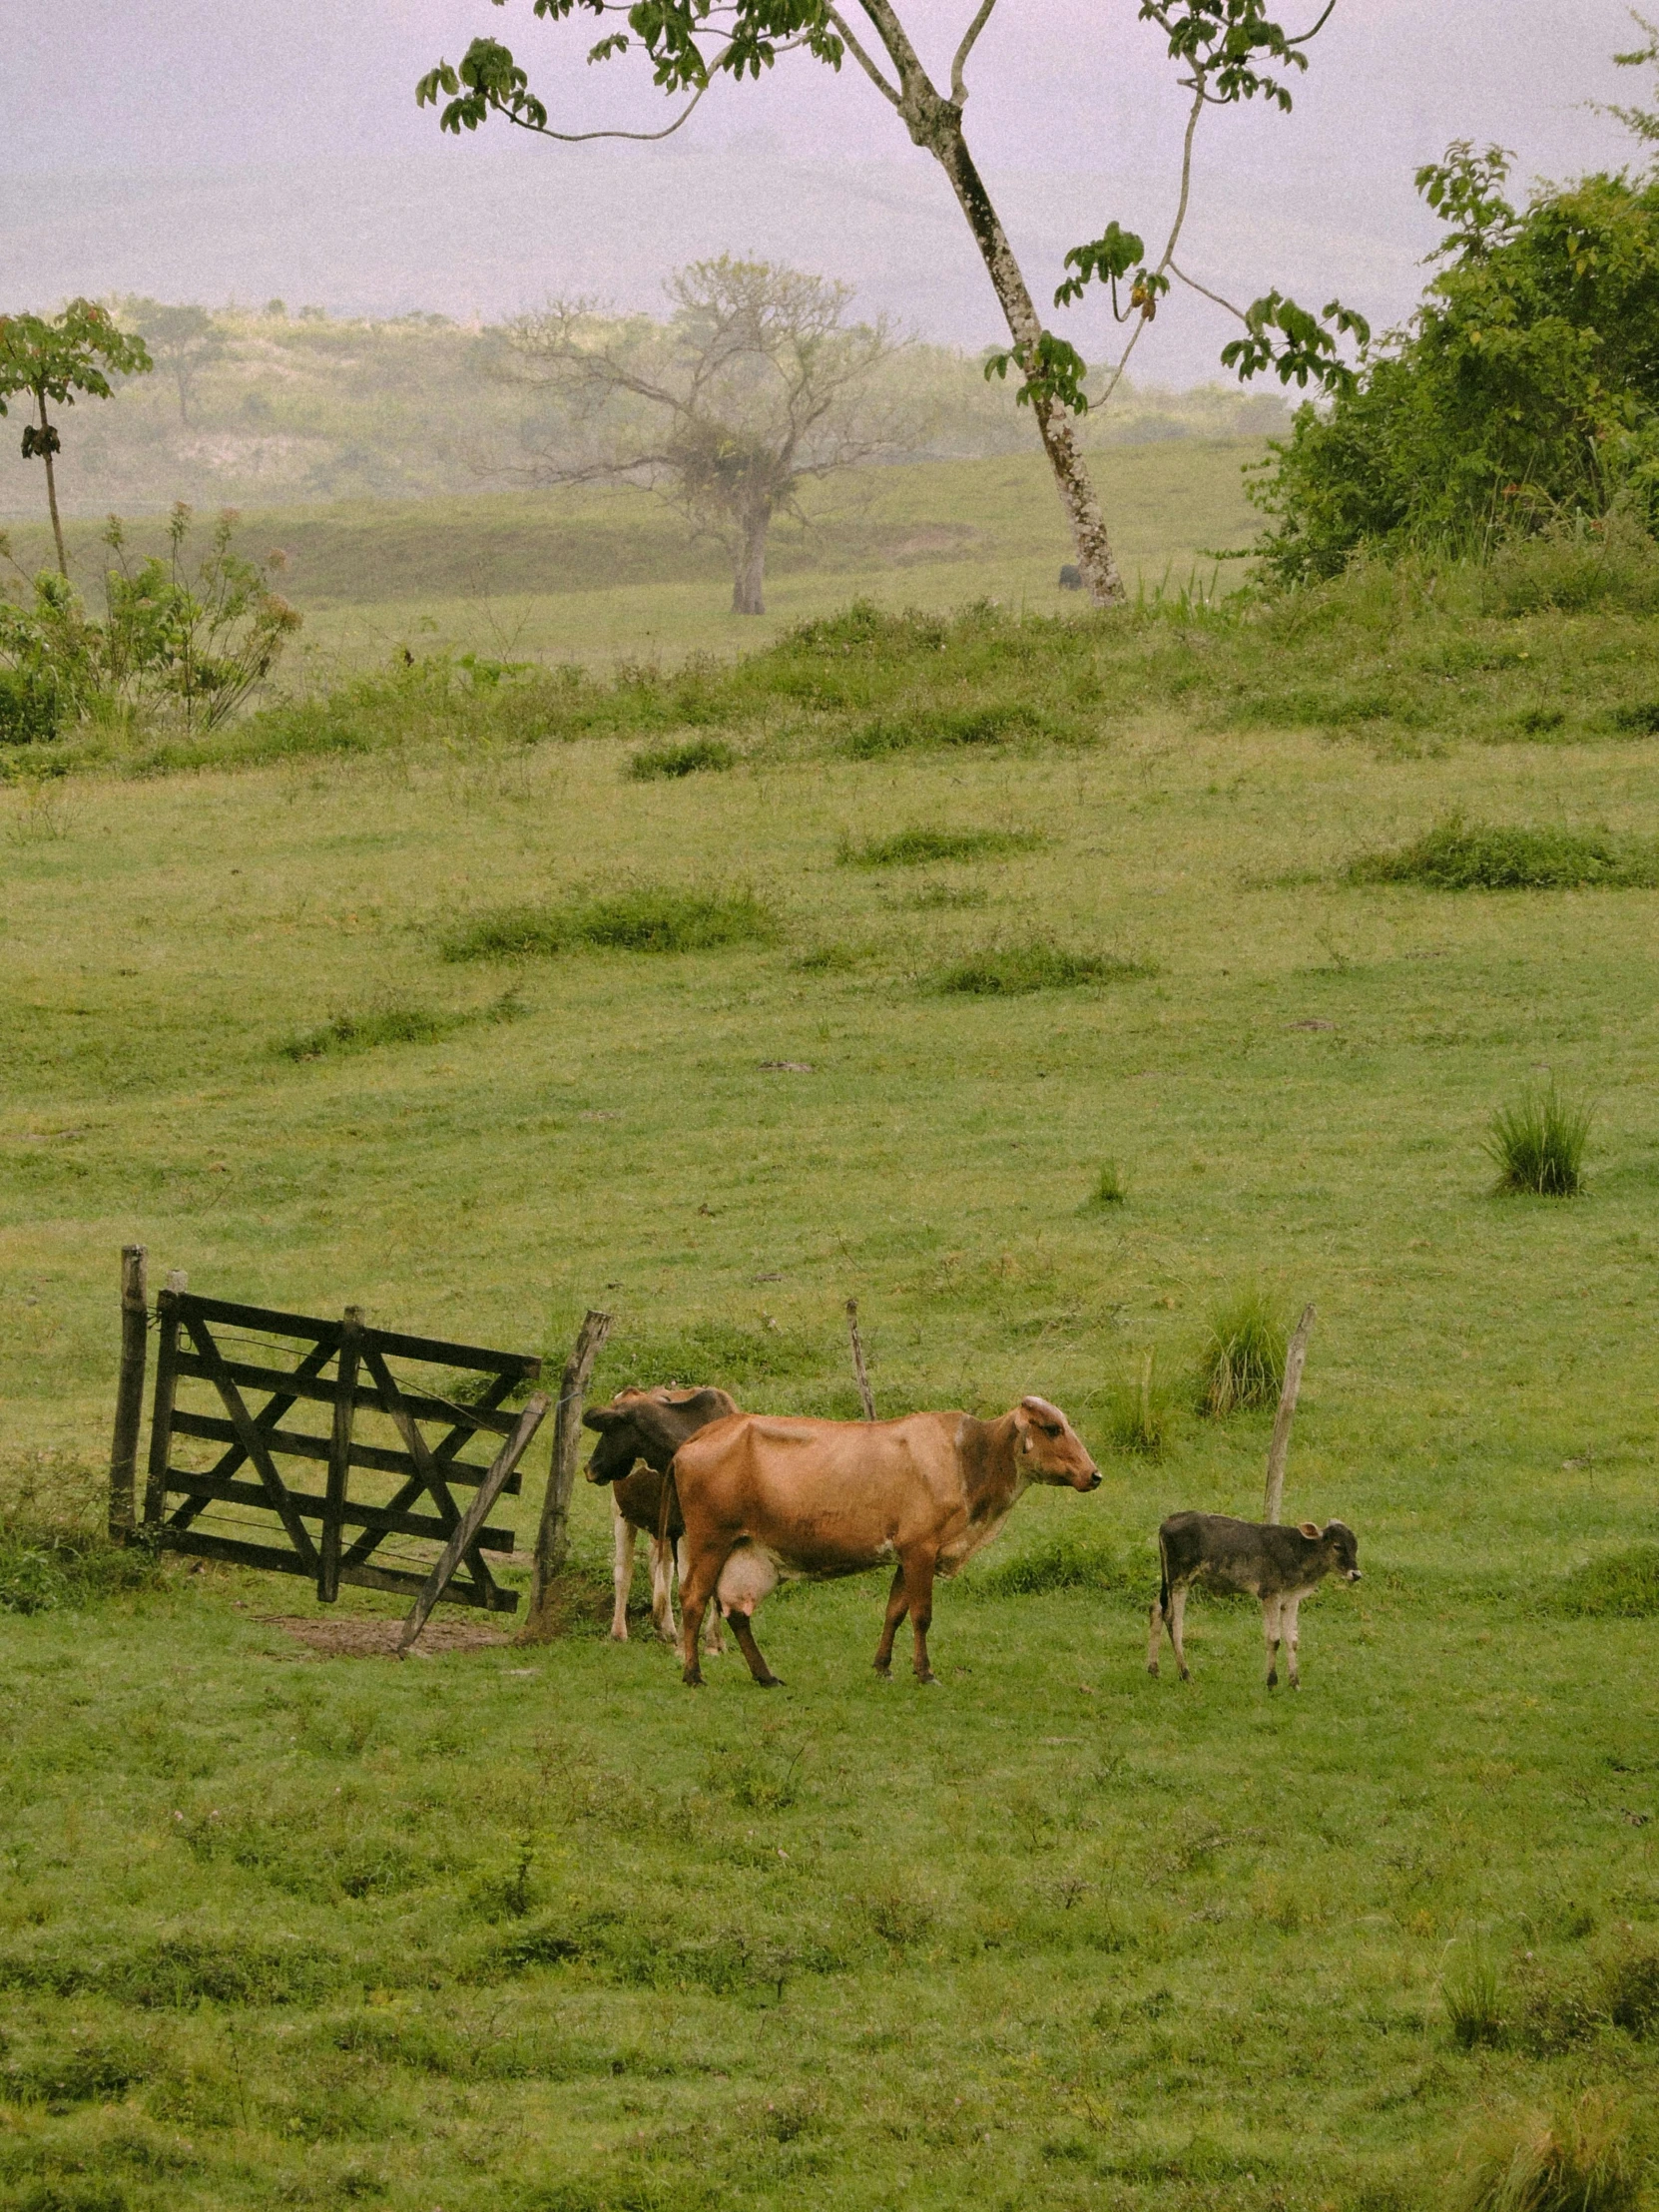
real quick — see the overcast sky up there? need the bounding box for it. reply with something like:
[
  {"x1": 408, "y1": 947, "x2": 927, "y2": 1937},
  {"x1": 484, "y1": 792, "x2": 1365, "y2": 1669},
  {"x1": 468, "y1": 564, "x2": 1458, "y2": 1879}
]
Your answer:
[{"x1": 7, "y1": 1, "x2": 1646, "y2": 381}]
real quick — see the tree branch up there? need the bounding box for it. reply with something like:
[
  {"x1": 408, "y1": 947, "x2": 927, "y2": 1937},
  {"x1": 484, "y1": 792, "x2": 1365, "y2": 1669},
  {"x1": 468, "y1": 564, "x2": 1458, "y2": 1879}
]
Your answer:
[
  {"x1": 501, "y1": 82, "x2": 709, "y2": 141},
  {"x1": 1169, "y1": 260, "x2": 1250, "y2": 320},
  {"x1": 950, "y1": 0, "x2": 1000, "y2": 105},
  {"x1": 1096, "y1": 84, "x2": 1206, "y2": 405},
  {"x1": 825, "y1": 5, "x2": 903, "y2": 105}
]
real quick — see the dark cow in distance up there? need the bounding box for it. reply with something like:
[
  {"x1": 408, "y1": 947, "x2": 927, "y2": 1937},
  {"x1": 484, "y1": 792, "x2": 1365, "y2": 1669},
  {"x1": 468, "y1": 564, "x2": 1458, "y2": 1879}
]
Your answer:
[
  {"x1": 1147, "y1": 1512, "x2": 1362, "y2": 1689},
  {"x1": 665, "y1": 1395, "x2": 1100, "y2": 1689},
  {"x1": 583, "y1": 1386, "x2": 740, "y2": 1646}
]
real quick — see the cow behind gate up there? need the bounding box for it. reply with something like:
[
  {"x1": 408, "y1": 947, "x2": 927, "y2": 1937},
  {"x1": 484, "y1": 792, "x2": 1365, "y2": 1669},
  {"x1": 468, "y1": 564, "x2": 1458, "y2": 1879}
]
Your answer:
[{"x1": 584, "y1": 1385, "x2": 740, "y2": 1647}]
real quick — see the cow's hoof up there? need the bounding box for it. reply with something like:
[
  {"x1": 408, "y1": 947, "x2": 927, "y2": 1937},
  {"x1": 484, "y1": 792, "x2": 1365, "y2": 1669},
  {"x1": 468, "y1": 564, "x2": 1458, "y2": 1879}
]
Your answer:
[
  {"x1": 1147, "y1": 1662, "x2": 1159, "y2": 1678},
  {"x1": 610, "y1": 1628, "x2": 629, "y2": 1644},
  {"x1": 915, "y1": 1672, "x2": 938, "y2": 1688},
  {"x1": 1266, "y1": 1675, "x2": 1278, "y2": 1690},
  {"x1": 754, "y1": 1675, "x2": 784, "y2": 1691},
  {"x1": 682, "y1": 1672, "x2": 704, "y2": 1689},
  {"x1": 873, "y1": 1664, "x2": 892, "y2": 1681}
]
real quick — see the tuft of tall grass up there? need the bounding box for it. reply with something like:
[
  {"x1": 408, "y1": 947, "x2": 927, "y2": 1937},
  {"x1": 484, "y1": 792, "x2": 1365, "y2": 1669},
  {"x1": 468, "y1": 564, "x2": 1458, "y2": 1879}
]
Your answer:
[
  {"x1": 1443, "y1": 1940, "x2": 1507, "y2": 2051},
  {"x1": 931, "y1": 942, "x2": 1151, "y2": 996},
  {"x1": 1550, "y1": 1545, "x2": 1659, "y2": 1618},
  {"x1": 1086, "y1": 1161, "x2": 1127, "y2": 1207},
  {"x1": 844, "y1": 703, "x2": 1061, "y2": 758},
  {"x1": 276, "y1": 993, "x2": 526, "y2": 1062},
  {"x1": 442, "y1": 887, "x2": 776, "y2": 961},
  {"x1": 1485, "y1": 1082, "x2": 1591, "y2": 1197},
  {"x1": 0, "y1": 1524, "x2": 162, "y2": 1614},
  {"x1": 1197, "y1": 1288, "x2": 1287, "y2": 1416},
  {"x1": 839, "y1": 827, "x2": 1040, "y2": 867},
  {"x1": 1103, "y1": 1351, "x2": 1170, "y2": 1457},
  {"x1": 1481, "y1": 511, "x2": 1659, "y2": 620},
  {"x1": 970, "y1": 1528, "x2": 1128, "y2": 1597},
  {"x1": 626, "y1": 737, "x2": 737, "y2": 781},
  {"x1": 1452, "y1": 2091, "x2": 1638, "y2": 2212},
  {"x1": 1350, "y1": 817, "x2": 1659, "y2": 892}
]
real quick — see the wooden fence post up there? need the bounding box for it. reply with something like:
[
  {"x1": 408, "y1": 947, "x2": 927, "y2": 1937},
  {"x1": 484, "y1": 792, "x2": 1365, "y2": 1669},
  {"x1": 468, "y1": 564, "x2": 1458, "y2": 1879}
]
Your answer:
[
  {"x1": 1263, "y1": 1303, "x2": 1316, "y2": 1525},
  {"x1": 108, "y1": 1245, "x2": 148, "y2": 1540},
  {"x1": 522, "y1": 1308, "x2": 613, "y2": 1639},
  {"x1": 318, "y1": 1305, "x2": 363, "y2": 1604},
  {"x1": 845, "y1": 1299, "x2": 875, "y2": 1421},
  {"x1": 399, "y1": 1392, "x2": 550, "y2": 1655},
  {"x1": 141, "y1": 1269, "x2": 188, "y2": 1530}
]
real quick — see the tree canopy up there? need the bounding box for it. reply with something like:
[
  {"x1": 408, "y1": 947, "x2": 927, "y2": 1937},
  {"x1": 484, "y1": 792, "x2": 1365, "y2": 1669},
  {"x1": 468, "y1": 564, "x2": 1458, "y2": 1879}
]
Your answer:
[{"x1": 0, "y1": 300, "x2": 152, "y2": 575}]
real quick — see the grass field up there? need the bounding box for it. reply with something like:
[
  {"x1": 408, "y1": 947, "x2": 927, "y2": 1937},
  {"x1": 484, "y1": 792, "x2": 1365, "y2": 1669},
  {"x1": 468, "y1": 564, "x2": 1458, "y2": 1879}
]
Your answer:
[
  {"x1": 4, "y1": 444, "x2": 1266, "y2": 676},
  {"x1": 3, "y1": 552, "x2": 1659, "y2": 2209}
]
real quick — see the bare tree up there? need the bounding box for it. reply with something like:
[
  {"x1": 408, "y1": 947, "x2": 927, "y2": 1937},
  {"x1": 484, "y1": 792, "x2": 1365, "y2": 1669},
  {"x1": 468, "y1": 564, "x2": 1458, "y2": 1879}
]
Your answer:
[
  {"x1": 128, "y1": 301, "x2": 229, "y2": 427},
  {"x1": 498, "y1": 257, "x2": 903, "y2": 615},
  {"x1": 420, "y1": 3, "x2": 1363, "y2": 611}
]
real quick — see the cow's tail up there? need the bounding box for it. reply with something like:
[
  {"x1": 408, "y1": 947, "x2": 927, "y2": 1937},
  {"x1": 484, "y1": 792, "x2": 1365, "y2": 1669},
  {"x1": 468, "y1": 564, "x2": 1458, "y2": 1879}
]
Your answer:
[
  {"x1": 657, "y1": 1464, "x2": 680, "y2": 1551},
  {"x1": 1155, "y1": 1523, "x2": 1172, "y2": 1624}
]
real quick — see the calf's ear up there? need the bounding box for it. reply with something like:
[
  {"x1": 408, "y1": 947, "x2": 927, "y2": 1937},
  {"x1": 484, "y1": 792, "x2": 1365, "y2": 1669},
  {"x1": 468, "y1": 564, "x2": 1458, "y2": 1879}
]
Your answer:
[{"x1": 1297, "y1": 1521, "x2": 1321, "y2": 1539}]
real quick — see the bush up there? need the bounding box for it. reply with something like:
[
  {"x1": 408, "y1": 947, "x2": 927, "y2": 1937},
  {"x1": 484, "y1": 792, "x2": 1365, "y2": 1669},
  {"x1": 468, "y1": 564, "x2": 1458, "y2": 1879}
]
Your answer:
[
  {"x1": 1104, "y1": 1352, "x2": 1170, "y2": 1457},
  {"x1": 626, "y1": 736, "x2": 737, "y2": 781},
  {"x1": 0, "y1": 1524, "x2": 161, "y2": 1614},
  {"x1": 931, "y1": 943, "x2": 1149, "y2": 996},
  {"x1": 1485, "y1": 1082, "x2": 1592, "y2": 1196},
  {"x1": 442, "y1": 887, "x2": 776, "y2": 961},
  {"x1": 1198, "y1": 1289, "x2": 1286, "y2": 1416},
  {"x1": 1552, "y1": 1545, "x2": 1659, "y2": 1618},
  {"x1": 840, "y1": 827, "x2": 1039, "y2": 867},
  {"x1": 1351, "y1": 819, "x2": 1659, "y2": 892},
  {"x1": 1452, "y1": 2090, "x2": 1638, "y2": 2212},
  {"x1": 1481, "y1": 513, "x2": 1659, "y2": 618}
]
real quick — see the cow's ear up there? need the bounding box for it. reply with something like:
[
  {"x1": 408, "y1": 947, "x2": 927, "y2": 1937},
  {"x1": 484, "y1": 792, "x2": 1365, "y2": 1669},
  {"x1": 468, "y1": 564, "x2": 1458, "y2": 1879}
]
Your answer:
[
  {"x1": 583, "y1": 1406, "x2": 623, "y2": 1434},
  {"x1": 1298, "y1": 1521, "x2": 1321, "y2": 1540}
]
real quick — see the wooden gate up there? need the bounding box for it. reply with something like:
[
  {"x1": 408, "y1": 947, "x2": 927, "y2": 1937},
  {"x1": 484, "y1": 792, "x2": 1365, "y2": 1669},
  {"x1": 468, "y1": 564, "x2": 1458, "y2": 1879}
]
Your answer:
[{"x1": 140, "y1": 1284, "x2": 545, "y2": 1618}]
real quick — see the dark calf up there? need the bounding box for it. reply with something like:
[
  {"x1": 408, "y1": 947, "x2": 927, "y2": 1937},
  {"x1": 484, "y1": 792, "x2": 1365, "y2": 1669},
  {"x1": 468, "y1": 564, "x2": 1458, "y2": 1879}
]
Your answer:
[
  {"x1": 584, "y1": 1386, "x2": 740, "y2": 1645},
  {"x1": 1147, "y1": 1511, "x2": 1361, "y2": 1689}
]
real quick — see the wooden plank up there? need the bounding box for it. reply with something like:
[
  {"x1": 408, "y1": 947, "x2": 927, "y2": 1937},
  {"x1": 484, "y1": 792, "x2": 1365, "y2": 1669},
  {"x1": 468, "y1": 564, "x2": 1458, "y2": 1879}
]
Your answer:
[
  {"x1": 177, "y1": 1292, "x2": 343, "y2": 1342},
  {"x1": 526, "y1": 1310, "x2": 612, "y2": 1636},
  {"x1": 360, "y1": 1344, "x2": 504, "y2": 1603},
  {"x1": 152, "y1": 1528, "x2": 519, "y2": 1611},
  {"x1": 337, "y1": 1369, "x2": 522, "y2": 1570},
  {"x1": 1263, "y1": 1302, "x2": 1317, "y2": 1525},
  {"x1": 109, "y1": 1245, "x2": 148, "y2": 1538},
  {"x1": 183, "y1": 1313, "x2": 321, "y2": 1574},
  {"x1": 141, "y1": 1271, "x2": 189, "y2": 1528},
  {"x1": 155, "y1": 1467, "x2": 512, "y2": 1551},
  {"x1": 170, "y1": 1350, "x2": 522, "y2": 1435},
  {"x1": 170, "y1": 1338, "x2": 341, "y2": 1531},
  {"x1": 360, "y1": 1320, "x2": 540, "y2": 1376},
  {"x1": 398, "y1": 1394, "x2": 549, "y2": 1653},
  {"x1": 167, "y1": 1410, "x2": 505, "y2": 1488},
  {"x1": 318, "y1": 1306, "x2": 363, "y2": 1603}
]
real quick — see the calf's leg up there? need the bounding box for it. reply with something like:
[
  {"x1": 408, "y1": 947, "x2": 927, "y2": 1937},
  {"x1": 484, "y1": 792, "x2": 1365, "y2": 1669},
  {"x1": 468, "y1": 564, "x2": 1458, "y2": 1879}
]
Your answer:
[
  {"x1": 1168, "y1": 1585, "x2": 1191, "y2": 1682},
  {"x1": 1283, "y1": 1595, "x2": 1302, "y2": 1689},
  {"x1": 610, "y1": 1498, "x2": 635, "y2": 1642},
  {"x1": 1263, "y1": 1594, "x2": 1283, "y2": 1689},
  {"x1": 1146, "y1": 1593, "x2": 1167, "y2": 1676},
  {"x1": 872, "y1": 1565, "x2": 909, "y2": 1678},
  {"x1": 647, "y1": 1532, "x2": 678, "y2": 1645},
  {"x1": 726, "y1": 1611, "x2": 783, "y2": 1688}
]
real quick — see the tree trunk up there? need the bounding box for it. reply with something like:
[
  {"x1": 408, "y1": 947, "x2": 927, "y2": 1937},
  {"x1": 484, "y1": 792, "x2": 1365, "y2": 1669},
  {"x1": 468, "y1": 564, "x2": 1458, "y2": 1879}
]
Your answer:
[
  {"x1": 852, "y1": 0, "x2": 1126, "y2": 607},
  {"x1": 37, "y1": 392, "x2": 66, "y2": 580},
  {"x1": 732, "y1": 507, "x2": 770, "y2": 615}
]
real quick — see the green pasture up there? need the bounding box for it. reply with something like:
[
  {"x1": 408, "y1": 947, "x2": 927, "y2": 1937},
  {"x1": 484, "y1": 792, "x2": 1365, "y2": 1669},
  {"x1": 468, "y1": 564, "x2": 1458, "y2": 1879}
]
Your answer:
[
  {"x1": 2, "y1": 574, "x2": 1659, "y2": 2209},
  {"x1": 5, "y1": 444, "x2": 1265, "y2": 675}
]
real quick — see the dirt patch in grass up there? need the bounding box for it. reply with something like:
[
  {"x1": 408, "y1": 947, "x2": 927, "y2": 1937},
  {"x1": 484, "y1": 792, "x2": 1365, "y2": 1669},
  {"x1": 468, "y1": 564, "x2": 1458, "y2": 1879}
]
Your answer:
[{"x1": 264, "y1": 1615, "x2": 513, "y2": 1659}]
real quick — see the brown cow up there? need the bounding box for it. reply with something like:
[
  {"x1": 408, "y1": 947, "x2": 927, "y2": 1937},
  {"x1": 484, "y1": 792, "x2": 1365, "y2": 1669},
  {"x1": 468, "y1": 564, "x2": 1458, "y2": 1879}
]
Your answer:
[
  {"x1": 666, "y1": 1395, "x2": 1100, "y2": 1688},
  {"x1": 583, "y1": 1385, "x2": 740, "y2": 1647}
]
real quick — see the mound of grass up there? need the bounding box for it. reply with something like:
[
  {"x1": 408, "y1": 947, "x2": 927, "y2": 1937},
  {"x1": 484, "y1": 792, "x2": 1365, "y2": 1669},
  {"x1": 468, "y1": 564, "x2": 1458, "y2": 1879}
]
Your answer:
[
  {"x1": 442, "y1": 888, "x2": 775, "y2": 962},
  {"x1": 1086, "y1": 1160, "x2": 1127, "y2": 1208},
  {"x1": 1198, "y1": 1288, "x2": 1287, "y2": 1416},
  {"x1": 1452, "y1": 2090, "x2": 1638, "y2": 2212},
  {"x1": 1443, "y1": 1942, "x2": 1508, "y2": 2051},
  {"x1": 845, "y1": 703, "x2": 1060, "y2": 758},
  {"x1": 1350, "y1": 818, "x2": 1659, "y2": 891},
  {"x1": 1608, "y1": 700, "x2": 1659, "y2": 736},
  {"x1": 839, "y1": 827, "x2": 1040, "y2": 868},
  {"x1": 0, "y1": 1523, "x2": 162, "y2": 1614},
  {"x1": 970, "y1": 1528, "x2": 1128, "y2": 1598},
  {"x1": 626, "y1": 737, "x2": 738, "y2": 781},
  {"x1": 1550, "y1": 1545, "x2": 1659, "y2": 1618},
  {"x1": 1486, "y1": 1082, "x2": 1592, "y2": 1197},
  {"x1": 931, "y1": 943, "x2": 1150, "y2": 996},
  {"x1": 276, "y1": 992, "x2": 527, "y2": 1062},
  {"x1": 1103, "y1": 1352, "x2": 1171, "y2": 1458}
]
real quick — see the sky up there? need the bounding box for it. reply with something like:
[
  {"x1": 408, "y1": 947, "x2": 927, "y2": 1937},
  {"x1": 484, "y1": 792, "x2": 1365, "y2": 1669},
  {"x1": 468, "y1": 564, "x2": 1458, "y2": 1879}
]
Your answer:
[{"x1": 5, "y1": 0, "x2": 1646, "y2": 384}]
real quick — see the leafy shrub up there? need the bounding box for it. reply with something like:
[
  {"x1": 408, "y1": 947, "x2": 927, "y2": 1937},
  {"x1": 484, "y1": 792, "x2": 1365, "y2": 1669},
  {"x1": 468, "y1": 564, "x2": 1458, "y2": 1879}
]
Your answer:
[
  {"x1": 1481, "y1": 514, "x2": 1659, "y2": 618},
  {"x1": 442, "y1": 887, "x2": 776, "y2": 961},
  {"x1": 276, "y1": 991, "x2": 524, "y2": 1061},
  {"x1": 1351, "y1": 819, "x2": 1659, "y2": 891},
  {"x1": 1485, "y1": 1082, "x2": 1592, "y2": 1197},
  {"x1": 1198, "y1": 1289, "x2": 1286, "y2": 1416},
  {"x1": 1452, "y1": 2090, "x2": 1638, "y2": 2212},
  {"x1": 1550, "y1": 1545, "x2": 1659, "y2": 1618},
  {"x1": 0, "y1": 1524, "x2": 161, "y2": 1614},
  {"x1": 626, "y1": 736, "x2": 737, "y2": 781},
  {"x1": 1104, "y1": 1352, "x2": 1170, "y2": 1457},
  {"x1": 840, "y1": 826, "x2": 1039, "y2": 867},
  {"x1": 932, "y1": 943, "x2": 1150, "y2": 996}
]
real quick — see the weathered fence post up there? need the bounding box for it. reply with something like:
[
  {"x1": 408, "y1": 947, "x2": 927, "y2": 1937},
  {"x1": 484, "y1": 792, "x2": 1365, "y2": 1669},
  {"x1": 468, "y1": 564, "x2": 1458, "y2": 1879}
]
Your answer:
[
  {"x1": 142, "y1": 1269, "x2": 188, "y2": 1530},
  {"x1": 522, "y1": 1308, "x2": 613, "y2": 1639},
  {"x1": 845, "y1": 1299, "x2": 875, "y2": 1421},
  {"x1": 399, "y1": 1392, "x2": 550, "y2": 1656},
  {"x1": 1263, "y1": 1303, "x2": 1317, "y2": 1525},
  {"x1": 318, "y1": 1305, "x2": 363, "y2": 1603},
  {"x1": 108, "y1": 1245, "x2": 148, "y2": 1540}
]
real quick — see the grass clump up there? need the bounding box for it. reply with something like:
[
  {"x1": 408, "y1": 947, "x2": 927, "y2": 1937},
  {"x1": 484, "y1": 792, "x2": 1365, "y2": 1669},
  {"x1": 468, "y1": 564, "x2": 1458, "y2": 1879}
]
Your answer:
[
  {"x1": 1443, "y1": 1940, "x2": 1508, "y2": 2051},
  {"x1": 1086, "y1": 1160, "x2": 1127, "y2": 1208},
  {"x1": 276, "y1": 993, "x2": 526, "y2": 1062},
  {"x1": 839, "y1": 826, "x2": 1039, "y2": 867},
  {"x1": 1351, "y1": 817, "x2": 1659, "y2": 891},
  {"x1": 971, "y1": 1528, "x2": 1127, "y2": 1597},
  {"x1": 1103, "y1": 1352, "x2": 1171, "y2": 1457},
  {"x1": 1485, "y1": 1082, "x2": 1592, "y2": 1197},
  {"x1": 1452, "y1": 2090, "x2": 1638, "y2": 2212},
  {"x1": 0, "y1": 1523, "x2": 161, "y2": 1614},
  {"x1": 931, "y1": 943, "x2": 1149, "y2": 996},
  {"x1": 844, "y1": 702, "x2": 1058, "y2": 758},
  {"x1": 1198, "y1": 1288, "x2": 1287, "y2": 1416},
  {"x1": 442, "y1": 887, "x2": 775, "y2": 961},
  {"x1": 626, "y1": 737, "x2": 737, "y2": 781},
  {"x1": 1550, "y1": 1545, "x2": 1659, "y2": 1618}
]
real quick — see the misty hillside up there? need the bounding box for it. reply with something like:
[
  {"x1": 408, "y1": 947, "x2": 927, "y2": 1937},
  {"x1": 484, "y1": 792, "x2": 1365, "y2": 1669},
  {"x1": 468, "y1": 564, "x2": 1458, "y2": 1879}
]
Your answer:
[{"x1": 0, "y1": 299, "x2": 1291, "y2": 523}]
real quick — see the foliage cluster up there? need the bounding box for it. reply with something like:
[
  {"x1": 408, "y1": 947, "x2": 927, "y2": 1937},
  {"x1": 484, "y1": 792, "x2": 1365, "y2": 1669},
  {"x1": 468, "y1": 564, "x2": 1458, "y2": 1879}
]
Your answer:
[
  {"x1": 1485, "y1": 1083, "x2": 1593, "y2": 1198},
  {"x1": 1197, "y1": 1287, "x2": 1287, "y2": 1415}
]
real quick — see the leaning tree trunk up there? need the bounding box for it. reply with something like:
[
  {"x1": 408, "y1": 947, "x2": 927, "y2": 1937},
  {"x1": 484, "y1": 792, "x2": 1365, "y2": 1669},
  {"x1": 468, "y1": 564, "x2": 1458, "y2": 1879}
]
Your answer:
[
  {"x1": 732, "y1": 505, "x2": 771, "y2": 616},
  {"x1": 36, "y1": 392, "x2": 67, "y2": 579},
  {"x1": 853, "y1": 0, "x2": 1125, "y2": 607}
]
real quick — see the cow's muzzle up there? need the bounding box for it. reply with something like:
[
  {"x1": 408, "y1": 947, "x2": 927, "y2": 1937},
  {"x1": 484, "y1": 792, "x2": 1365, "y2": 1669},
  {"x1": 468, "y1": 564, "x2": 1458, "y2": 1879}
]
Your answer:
[
  {"x1": 1346, "y1": 1567, "x2": 1362, "y2": 1582},
  {"x1": 1079, "y1": 1468, "x2": 1101, "y2": 1491}
]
